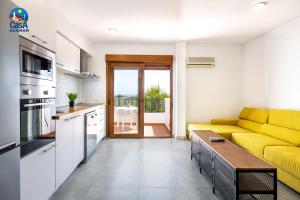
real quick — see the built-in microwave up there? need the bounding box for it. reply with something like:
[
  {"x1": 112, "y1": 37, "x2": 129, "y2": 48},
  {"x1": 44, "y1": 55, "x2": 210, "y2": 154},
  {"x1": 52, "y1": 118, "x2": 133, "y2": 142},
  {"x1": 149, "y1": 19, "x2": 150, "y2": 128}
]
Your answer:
[{"x1": 19, "y1": 36, "x2": 56, "y2": 87}]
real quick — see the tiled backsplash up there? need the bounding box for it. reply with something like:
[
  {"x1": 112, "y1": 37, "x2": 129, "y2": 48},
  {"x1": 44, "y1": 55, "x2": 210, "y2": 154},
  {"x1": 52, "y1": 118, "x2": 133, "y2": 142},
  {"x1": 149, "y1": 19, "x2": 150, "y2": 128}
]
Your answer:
[
  {"x1": 56, "y1": 72, "x2": 105, "y2": 107},
  {"x1": 82, "y1": 78, "x2": 105, "y2": 104},
  {"x1": 56, "y1": 72, "x2": 83, "y2": 107}
]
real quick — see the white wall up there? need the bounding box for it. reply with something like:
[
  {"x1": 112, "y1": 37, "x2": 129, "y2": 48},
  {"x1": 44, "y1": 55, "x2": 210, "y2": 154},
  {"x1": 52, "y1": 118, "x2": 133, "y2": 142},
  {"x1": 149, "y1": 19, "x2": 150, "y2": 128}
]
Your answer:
[
  {"x1": 244, "y1": 17, "x2": 300, "y2": 110},
  {"x1": 175, "y1": 42, "x2": 187, "y2": 138},
  {"x1": 144, "y1": 113, "x2": 166, "y2": 124},
  {"x1": 164, "y1": 98, "x2": 170, "y2": 130},
  {"x1": 186, "y1": 43, "x2": 244, "y2": 123}
]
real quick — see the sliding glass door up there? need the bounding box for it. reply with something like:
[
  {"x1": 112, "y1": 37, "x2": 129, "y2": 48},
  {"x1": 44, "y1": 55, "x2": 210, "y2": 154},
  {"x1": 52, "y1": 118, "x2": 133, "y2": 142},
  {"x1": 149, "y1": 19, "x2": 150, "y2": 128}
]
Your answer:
[{"x1": 108, "y1": 63, "x2": 144, "y2": 138}]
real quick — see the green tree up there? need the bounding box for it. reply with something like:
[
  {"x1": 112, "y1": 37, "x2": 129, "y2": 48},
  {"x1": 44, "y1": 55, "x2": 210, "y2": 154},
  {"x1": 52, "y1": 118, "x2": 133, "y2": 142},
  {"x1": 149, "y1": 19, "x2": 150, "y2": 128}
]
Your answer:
[{"x1": 144, "y1": 85, "x2": 169, "y2": 112}]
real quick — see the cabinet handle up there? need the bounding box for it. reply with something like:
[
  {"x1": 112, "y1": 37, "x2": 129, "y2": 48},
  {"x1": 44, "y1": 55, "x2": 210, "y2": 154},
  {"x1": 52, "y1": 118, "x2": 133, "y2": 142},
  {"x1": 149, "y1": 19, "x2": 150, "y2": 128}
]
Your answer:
[
  {"x1": 43, "y1": 144, "x2": 56, "y2": 153},
  {"x1": 32, "y1": 34, "x2": 48, "y2": 44},
  {"x1": 70, "y1": 115, "x2": 82, "y2": 119},
  {"x1": 72, "y1": 115, "x2": 82, "y2": 118}
]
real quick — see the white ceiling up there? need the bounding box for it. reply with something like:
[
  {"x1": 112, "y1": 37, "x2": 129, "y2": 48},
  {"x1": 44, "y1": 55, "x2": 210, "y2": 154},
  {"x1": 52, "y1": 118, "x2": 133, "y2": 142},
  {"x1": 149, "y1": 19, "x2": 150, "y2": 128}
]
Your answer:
[{"x1": 48, "y1": 0, "x2": 300, "y2": 43}]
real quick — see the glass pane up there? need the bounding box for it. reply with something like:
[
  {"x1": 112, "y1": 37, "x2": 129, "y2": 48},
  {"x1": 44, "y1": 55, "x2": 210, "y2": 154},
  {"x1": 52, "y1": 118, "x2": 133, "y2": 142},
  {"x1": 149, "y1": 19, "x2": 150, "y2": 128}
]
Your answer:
[
  {"x1": 144, "y1": 70, "x2": 170, "y2": 137},
  {"x1": 114, "y1": 69, "x2": 139, "y2": 134}
]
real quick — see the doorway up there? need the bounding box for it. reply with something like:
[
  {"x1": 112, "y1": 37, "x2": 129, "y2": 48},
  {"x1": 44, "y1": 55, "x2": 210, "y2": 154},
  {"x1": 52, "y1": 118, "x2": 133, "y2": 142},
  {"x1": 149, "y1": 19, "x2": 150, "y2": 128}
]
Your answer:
[
  {"x1": 106, "y1": 55, "x2": 173, "y2": 138},
  {"x1": 144, "y1": 69, "x2": 171, "y2": 137}
]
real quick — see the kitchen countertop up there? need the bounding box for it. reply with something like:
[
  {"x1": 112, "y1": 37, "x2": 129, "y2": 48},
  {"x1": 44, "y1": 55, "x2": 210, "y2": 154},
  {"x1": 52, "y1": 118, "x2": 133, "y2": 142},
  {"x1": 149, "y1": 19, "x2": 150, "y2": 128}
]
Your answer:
[{"x1": 52, "y1": 103, "x2": 105, "y2": 120}]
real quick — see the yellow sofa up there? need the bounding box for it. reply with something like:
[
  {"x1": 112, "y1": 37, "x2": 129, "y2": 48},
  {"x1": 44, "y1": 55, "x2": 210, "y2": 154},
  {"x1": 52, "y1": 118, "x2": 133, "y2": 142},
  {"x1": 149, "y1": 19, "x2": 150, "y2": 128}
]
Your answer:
[
  {"x1": 188, "y1": 107, "x2": 300, "y2": 193},
  {"x1": 188, "y1": 107, "x2": 269, "y2": 140}
]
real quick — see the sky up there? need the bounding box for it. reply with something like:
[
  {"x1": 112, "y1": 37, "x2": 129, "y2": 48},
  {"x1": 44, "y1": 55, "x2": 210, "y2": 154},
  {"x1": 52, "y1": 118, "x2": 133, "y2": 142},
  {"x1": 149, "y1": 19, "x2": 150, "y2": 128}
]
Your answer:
[{"x1": 114, "y1": 70, "x2": 170, "y2": 96}]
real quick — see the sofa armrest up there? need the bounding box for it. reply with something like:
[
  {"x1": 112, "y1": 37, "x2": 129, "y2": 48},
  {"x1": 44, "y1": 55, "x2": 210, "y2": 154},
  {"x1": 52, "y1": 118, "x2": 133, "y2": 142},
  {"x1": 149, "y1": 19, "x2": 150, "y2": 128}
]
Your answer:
[{"x1": 211, "y1": 118, "x2": 239, "y2": 125}]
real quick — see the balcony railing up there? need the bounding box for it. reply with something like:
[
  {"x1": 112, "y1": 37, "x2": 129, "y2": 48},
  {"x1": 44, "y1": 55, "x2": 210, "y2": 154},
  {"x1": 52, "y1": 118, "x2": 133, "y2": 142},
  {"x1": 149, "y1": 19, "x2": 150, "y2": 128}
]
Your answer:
[{"x1": 114, "y1": 97, "x2": 165, "y2": 113}]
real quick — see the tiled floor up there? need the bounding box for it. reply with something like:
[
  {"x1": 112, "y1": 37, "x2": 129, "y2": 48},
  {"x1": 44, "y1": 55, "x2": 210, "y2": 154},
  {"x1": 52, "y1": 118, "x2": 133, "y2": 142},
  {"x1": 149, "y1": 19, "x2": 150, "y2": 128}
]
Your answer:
[{"x1": 51, "y1": 139, "x2": 300, "y2": 200}]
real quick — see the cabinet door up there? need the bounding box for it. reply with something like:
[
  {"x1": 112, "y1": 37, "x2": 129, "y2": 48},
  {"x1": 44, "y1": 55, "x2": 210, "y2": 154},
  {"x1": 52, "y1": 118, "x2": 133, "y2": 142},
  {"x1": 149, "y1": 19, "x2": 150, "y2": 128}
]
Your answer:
[
  {"x1": 12, "y1": 0, "x2": 57, "y2": 52},
  {"x1": 56, "y1": 34, "x2": 80, "y2": 73},
  {"x1": 55, "y1": 118, "x2": 73, "y2": 189},
  {"x1": 56, "y1": 34, "x2": 70, "y2": 68},
  {"x1": 69, "y1": 42, "x2": 81, "y2": 73},
  {"x1": 98, "y1": 107, "x2": 105, "y2": 143},
  {"x1": 72, "y1": 115, "x2": 85, "y2": 169},
  {"x1": 21, "y1": 142, "x2": 56, "y2": 200}
]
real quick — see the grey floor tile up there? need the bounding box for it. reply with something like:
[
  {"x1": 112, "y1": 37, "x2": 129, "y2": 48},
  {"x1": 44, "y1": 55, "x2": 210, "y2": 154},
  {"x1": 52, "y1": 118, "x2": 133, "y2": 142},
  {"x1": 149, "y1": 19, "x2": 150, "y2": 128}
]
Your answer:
[{"x1": 51, "y1": 139, "x2": 300, "y2": 200}]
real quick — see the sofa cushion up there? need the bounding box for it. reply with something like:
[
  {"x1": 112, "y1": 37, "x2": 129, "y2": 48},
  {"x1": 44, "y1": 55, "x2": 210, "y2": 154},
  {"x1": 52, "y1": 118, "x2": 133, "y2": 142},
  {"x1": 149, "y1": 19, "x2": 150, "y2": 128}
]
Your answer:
[
  {"x1": 231, "y1": 132, "x2": 293, "y2": 158},
  {"x1": 239, "y1": 107, "x2": 269, "y2": 124},
  {"x1": 260, "y1": 124, "x2": 300, "y2": 146},
  {"x1": 237, "y1": 119, "x2": 263, "y2": 133},
  {"x1": 188, "y1": 124, "x2": 251, "y2": 140},
  {"x1": 269, "y1": 109, "x2": 300, "y2": 130},
  {"x1": 264, "y1": 146, "x2": 300, "y2": 179}
]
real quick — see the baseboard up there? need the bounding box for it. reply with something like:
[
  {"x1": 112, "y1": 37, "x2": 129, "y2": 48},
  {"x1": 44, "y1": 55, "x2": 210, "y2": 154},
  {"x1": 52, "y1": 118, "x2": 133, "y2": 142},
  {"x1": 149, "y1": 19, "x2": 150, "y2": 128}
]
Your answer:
[{"x1": 176, "y1": 135, "x2": 187, "y2": 140}]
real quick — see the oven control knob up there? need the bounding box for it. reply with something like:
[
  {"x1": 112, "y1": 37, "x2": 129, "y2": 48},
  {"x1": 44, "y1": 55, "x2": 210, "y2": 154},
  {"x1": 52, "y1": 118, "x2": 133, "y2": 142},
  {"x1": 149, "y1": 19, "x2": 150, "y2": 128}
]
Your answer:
[
  {"x1": 23, "y1": 89, "x2": 32, "y2": 95},
  {"x1": 44, "y1": 90, "x2": 49, "y2": 95}
]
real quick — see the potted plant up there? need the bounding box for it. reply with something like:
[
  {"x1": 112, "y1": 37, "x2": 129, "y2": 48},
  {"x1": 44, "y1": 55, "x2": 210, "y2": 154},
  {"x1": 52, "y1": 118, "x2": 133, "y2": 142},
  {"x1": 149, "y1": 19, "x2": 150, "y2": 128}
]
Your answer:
[{"x1": 66, "y1": 92, "x2": 78, "y2": 107}]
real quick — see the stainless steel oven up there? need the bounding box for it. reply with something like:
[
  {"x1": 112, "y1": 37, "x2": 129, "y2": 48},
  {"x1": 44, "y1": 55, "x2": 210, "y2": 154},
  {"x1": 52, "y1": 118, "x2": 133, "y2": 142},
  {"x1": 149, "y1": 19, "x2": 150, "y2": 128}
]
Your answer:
[
  {"x1": 20, "y1": 98, "x2": 55, "y2": 141},
  {"x1": 20, "y1": 84, "x2": 56, "y2": 157},
  {"x1": 19, "y1": 36, "x2": 56, "y2": 87}
]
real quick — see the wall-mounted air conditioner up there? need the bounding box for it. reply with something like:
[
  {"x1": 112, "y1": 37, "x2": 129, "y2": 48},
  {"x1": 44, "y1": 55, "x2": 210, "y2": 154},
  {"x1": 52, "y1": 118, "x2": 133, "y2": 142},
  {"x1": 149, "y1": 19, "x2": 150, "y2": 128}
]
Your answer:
[{"x1": 187, "y1": 57, "x2": 215, "y2": 68}]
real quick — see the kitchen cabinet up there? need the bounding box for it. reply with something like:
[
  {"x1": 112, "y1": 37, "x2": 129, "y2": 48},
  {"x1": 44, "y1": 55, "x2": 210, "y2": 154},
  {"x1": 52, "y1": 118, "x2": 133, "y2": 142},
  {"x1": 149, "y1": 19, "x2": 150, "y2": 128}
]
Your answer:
[
  {"x1": 72, "y1": 115, "x2": 85, "y2": 170},
  {"x1": 55, "y1": 114, "x2": 84, "y2": 189},
  {"x1": 97, "y1": 106, "x2": 106, "y2": 143},
  {"x1": 12, "y1": 0, "x2": 57, "y2": 52},
  {"x1": 55, "y1": 117, "x2": 73, "y2": 188},
  {"x1": 21, "y1": 142, "x2": 56, "y2": 200},
  {"x1": 56, "y1": 33, "x2": 81, "y2": 73}
]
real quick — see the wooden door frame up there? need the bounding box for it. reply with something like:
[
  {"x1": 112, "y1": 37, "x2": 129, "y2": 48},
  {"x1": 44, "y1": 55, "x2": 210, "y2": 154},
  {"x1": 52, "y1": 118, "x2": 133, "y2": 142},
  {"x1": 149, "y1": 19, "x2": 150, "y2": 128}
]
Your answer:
[
  {"x1": 143, "y1": 65, "x2": 173, "y2": 138},
  {"x1": 107, "y1": 62, "x2": 144, "y2": 138},
  {"x1": 106, "y1": 54, "x2": 173, "y2": 138}
]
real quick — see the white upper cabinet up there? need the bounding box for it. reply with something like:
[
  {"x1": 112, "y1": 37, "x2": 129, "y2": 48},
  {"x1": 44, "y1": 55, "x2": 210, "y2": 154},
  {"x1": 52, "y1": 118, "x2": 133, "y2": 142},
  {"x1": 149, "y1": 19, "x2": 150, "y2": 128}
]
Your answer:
[
  {"x1": 12, "y1": 0, "x2": 57, "y2": 52},
  {"x1": 69, "y1": 42, "x2": 81, "y2": 73},
  {"x1": 56, "y1": 33, "x2": 81, "y2": 73}
]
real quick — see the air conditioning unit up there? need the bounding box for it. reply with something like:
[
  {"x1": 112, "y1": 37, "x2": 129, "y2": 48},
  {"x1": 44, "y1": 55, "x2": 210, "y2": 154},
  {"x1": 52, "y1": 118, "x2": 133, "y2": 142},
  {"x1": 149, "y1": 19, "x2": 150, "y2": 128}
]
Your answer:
[{"x1": 187, "y1": 57, "x2": 215, "y2": 68}]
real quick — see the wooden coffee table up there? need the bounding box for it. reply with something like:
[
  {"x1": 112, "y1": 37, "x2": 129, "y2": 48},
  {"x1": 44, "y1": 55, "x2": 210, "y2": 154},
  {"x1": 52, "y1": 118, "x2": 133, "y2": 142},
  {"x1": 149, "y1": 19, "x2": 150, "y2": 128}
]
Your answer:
[{"x1": 191, "y1": 130, "x2": 277, "y2": 200}]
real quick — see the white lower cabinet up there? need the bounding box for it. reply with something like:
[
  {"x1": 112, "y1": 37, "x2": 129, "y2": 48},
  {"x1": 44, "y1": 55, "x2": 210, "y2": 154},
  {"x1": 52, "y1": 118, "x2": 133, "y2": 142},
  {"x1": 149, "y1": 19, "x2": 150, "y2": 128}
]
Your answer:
[
  {"x1": 55, "y1": 117, "x2": 73, "y2": 188},
  {"x1": 55, "y1": 114, "x2": 85, "y2": 189},
  {"x1": 97, "y1": 107, "x2": 106, "y2": 143},
  {"x1": 72, "y1": 115, "x2": 85, "y2": 170},
  {"x1": 21, "y1": 142, "x2": 56, "y2": 200}
]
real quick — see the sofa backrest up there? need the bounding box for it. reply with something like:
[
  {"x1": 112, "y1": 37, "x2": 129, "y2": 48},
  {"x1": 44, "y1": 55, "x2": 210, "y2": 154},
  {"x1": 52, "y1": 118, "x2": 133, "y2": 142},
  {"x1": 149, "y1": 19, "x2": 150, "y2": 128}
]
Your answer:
[
  {"x1": 239, "y1": 107, "x2": 269, "y2": 123},
  {"x1": 269, "y1": 109, "x2": 300, "y2": 130},
  {"x1": 237, "y1": 107, "x2": 269, "y2": 132},
  {"x1": 261, "y1": 124, "x2": 300, "y2": 146},
  {"x1": 260, "y1": 109, "x2": 300, "y2": 146},
  {"x1": 237, "y1": 119, "x2": 263, "y2": 133}
]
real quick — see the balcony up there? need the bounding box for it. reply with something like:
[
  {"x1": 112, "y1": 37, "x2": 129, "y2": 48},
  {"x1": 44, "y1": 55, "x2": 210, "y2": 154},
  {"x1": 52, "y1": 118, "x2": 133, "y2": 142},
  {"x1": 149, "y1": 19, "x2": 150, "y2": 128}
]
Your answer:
[{"x1": 114, "y1": 97, "x2": 170, "y2": 137}]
